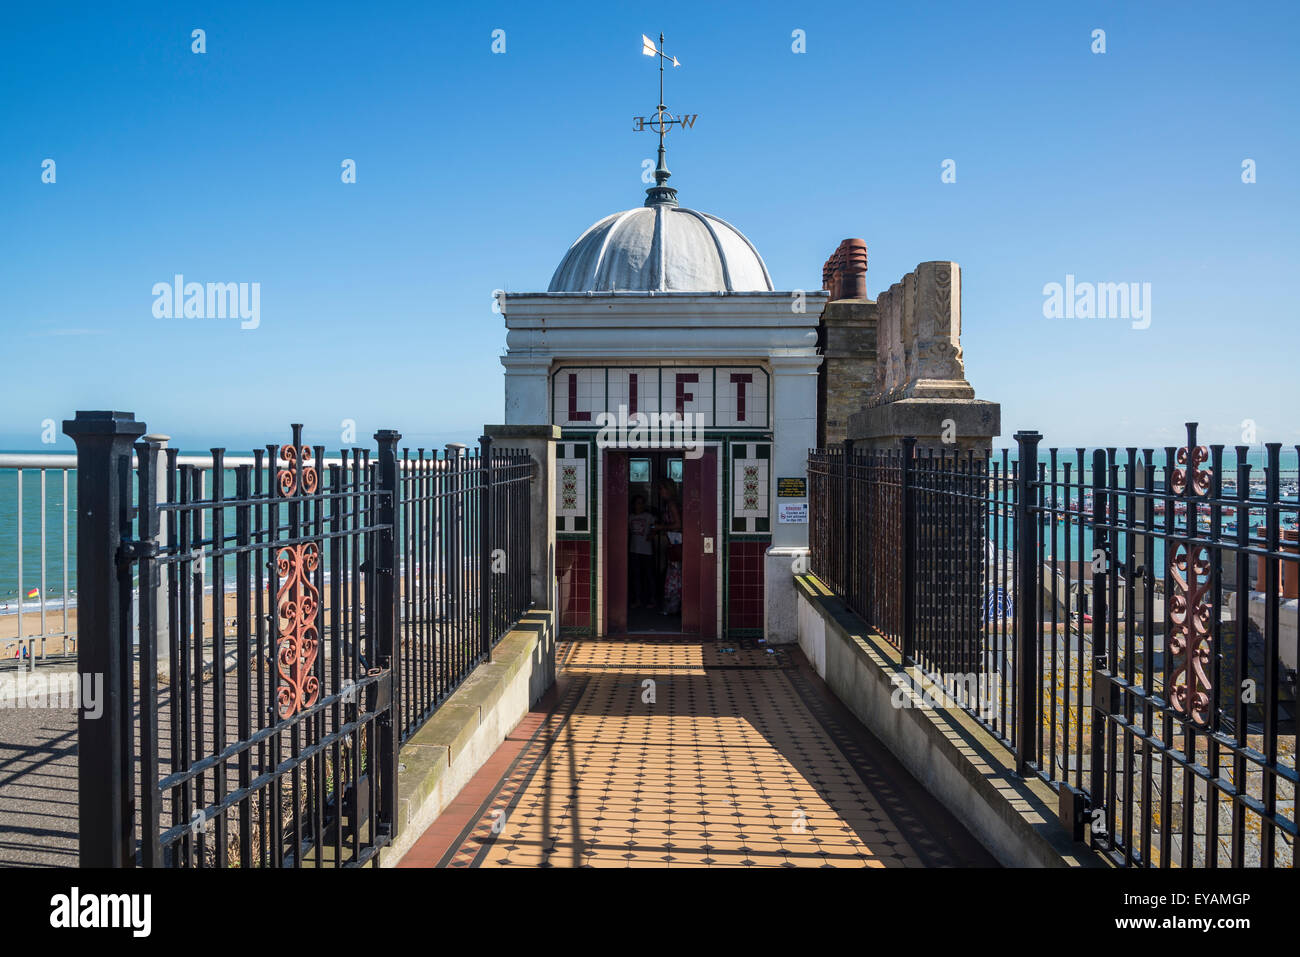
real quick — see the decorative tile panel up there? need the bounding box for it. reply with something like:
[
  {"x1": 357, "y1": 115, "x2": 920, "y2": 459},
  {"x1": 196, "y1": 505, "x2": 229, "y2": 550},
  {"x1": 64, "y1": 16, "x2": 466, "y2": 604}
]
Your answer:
[
  {"x1": 556, "y1": 441, "x2": 590, "y2": 532},
  {"x1": 730, "y1": 442, "x2": 771, "y2": 534}
]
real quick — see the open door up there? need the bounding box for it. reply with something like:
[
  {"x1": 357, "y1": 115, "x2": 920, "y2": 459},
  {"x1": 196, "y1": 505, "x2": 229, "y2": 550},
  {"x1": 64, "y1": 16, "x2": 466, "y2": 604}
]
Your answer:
[
  {"x1": 605, "y1": 447, "x2": 715, "y2": 638},
  {"x1": 681, "y1": 448, "x2": 717, "y2": 638},
  {"x1": 604, "y1": 451, "x2": 628, "y2": 634}
]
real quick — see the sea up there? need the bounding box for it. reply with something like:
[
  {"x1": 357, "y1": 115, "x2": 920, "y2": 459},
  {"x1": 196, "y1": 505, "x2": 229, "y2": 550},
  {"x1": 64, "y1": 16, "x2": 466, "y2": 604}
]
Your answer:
[
  {"x1": 0, "y1": 445, "x2": 472, "y2": 618},
  {"x1": 1, "y1": 445, "x2": 1297, "y2": 618}
]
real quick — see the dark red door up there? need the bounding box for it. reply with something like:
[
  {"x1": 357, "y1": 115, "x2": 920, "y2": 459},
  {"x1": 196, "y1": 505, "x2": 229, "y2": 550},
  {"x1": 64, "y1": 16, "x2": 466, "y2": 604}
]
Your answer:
[
  {"x1": 681, "y1": 449, "x2": 717, "y2": 638},
  {"x1": 604, "y1": 451, "x2": 628, "y2": 634}
]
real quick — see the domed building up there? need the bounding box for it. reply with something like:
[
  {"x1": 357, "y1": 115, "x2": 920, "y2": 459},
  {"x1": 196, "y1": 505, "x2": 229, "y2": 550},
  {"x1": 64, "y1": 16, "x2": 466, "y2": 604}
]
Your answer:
[
  {"x1": 500, "y1": 170, "x2": 826, "y2": 641},
  {"x1": 547, "y1": 204, "x2": 774, "y2": 294}
]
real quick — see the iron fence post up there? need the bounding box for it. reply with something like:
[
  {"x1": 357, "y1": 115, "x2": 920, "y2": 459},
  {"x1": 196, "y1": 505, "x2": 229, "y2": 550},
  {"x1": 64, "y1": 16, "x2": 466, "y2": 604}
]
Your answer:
[
  {"x1": 62, "y1": 410, "x2": 147, "y2": 867},
  {"x1": 1088, "y1": 447, "x2": 1109, "y2": 841},
  {"x1": 479, "y1": 434, "x2": 494, "y2": 659},
  {"x1": 373, "y1": 429, "x2": 401, "y2": 838},
  {"x1": 901, "y1": 436, "x2": 917, "y2": 662},
  {"x1": 841, "y1": 438, "x2": 854, "y2": 604},
  {"x1": 445, "y1": 443, "x2": 466, "y2": 626},
  {"x1": 1014, "y1": 430, "x2": 1043, "y2": 775},
  {"x1": 133, "y1": 437, "x2": 163, "y2": 867}
]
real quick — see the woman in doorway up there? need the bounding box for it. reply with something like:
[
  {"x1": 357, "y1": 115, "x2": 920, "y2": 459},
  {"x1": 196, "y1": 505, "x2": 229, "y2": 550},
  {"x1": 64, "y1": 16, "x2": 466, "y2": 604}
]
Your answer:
[{"x1": 657, "y1": 478, "x2": 683, "y2": 615}]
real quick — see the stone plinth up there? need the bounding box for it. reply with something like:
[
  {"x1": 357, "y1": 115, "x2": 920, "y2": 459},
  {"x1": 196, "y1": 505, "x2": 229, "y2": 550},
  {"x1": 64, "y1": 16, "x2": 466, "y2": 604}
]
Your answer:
[
  {"x1": 848, "y1": 396, "x2": 1001, "y2": 454},
  {"x1": 483, "y1": 424, "x2": 560, "y2": 613},
  {"x1": 851, "y1": 396, "x2": 999, "y2": 676}
]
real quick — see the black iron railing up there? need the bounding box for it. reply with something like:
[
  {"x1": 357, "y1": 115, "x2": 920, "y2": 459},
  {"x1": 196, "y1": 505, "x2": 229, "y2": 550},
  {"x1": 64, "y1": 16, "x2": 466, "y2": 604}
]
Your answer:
[
  {"x1": 809, "y1": 424, "x2": 1299, "y2": 868},
  {"x1": 65, "y1": 413, "x2": 533, "y2": 867},
  {"x1": 397, "y1": 440, "x2": 532, "y2": 742}
]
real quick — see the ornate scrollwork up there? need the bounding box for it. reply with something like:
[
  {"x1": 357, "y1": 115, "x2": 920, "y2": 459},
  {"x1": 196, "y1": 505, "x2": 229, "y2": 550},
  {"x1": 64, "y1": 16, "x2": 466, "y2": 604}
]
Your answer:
[
  {"x1": 1172, "y1": 444, "x2": 1211, "y2": 497},
  {"x1": 1168, "y1": 543, "x2": 1213, "y2": 725},
  {"x1": 275, "y1": 543, "x2": 320, "y2": 718},
  {"x1": 277, "y1": 444, "x2": 318, "y2": 497},
  {"x1": 274, "y1": 442, "x2": 320, "y2": 719}
]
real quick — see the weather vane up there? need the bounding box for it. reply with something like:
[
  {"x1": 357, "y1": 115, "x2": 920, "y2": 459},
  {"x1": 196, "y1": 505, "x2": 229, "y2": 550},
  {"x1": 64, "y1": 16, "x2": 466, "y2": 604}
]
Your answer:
[{"x1": 635, "y1": 33, "x2": 697, "y2": 206}]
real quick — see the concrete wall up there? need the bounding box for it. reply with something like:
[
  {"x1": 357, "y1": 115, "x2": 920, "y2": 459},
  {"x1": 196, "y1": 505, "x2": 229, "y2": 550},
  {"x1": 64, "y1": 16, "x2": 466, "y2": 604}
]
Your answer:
[
  {"x1": 1246, "y1": 593, "x2": 1299, "y2": 674},
  {"x1": 794, "y1": 576, "x2": 1107, "y2": 869}
]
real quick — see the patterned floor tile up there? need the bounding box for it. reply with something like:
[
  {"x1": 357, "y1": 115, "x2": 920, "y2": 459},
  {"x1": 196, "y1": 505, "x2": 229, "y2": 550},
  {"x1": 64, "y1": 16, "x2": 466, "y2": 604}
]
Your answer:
[{"x1": 404, "y1": 638, "x2": 997, "y2": 868}]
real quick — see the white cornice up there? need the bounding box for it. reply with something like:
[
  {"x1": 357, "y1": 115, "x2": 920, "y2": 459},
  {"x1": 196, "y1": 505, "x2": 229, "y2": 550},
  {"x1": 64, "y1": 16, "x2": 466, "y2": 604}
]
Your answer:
[
  {"x1": 767, "y1": 355, "x2": 825, "y2": 371},
  {"x1": 505, "y1": 327, "x2": 817, "y2": 356},
  {"x1": 502, "y1": 292, "x2": 828, "y2": 329},
  {"x1": 500, "y1": 355, "x2": 553, "y2": 369},
  {"x1": 506, "y1": 291, "x2": 828, "y2": 300}
]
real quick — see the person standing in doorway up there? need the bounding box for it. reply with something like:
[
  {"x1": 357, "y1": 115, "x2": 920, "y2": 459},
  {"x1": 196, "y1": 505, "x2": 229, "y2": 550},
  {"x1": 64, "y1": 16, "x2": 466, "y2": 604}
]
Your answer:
[
  {"x1": 629, "y1": 495, "x2": 656, "y2": 609},
  {"x1": 658, "y1": 478, "x2": 683, "y2": 615}
]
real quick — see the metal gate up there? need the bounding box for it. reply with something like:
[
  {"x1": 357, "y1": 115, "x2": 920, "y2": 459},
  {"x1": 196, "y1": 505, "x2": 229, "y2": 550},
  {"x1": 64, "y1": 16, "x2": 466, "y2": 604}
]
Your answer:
[{"x1": 67, "y1": 415, "x2": 401, "y2": 867}]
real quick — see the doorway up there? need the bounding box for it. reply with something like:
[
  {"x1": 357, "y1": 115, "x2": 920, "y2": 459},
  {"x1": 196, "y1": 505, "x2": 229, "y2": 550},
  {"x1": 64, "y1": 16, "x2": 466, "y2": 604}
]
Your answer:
[{"x1": 604, "y1": 448, "x2": 716, "y2": 637}]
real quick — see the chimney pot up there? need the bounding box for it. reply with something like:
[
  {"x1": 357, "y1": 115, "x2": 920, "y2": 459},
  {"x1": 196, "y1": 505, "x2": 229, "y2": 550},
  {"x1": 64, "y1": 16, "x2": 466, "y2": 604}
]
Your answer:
[{"x1": 822, "y1": 238, "x2": 868, "y2": 300}]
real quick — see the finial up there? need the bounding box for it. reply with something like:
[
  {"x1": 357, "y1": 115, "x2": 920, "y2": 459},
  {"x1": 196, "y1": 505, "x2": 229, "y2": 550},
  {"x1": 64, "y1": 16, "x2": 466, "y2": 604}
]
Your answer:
[
  {"x1": 637, "y1": 33, "x2": 694, "y2": 207},
  {"x1": 645, "y1": 141, "x2": 677, "y2": 207}
]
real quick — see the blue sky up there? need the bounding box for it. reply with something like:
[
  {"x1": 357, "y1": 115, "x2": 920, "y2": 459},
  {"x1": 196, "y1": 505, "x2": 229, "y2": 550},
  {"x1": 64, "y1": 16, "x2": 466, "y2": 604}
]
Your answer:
[{"x1": 1, "y1": 0, "x2": 1296, "y2": 452}]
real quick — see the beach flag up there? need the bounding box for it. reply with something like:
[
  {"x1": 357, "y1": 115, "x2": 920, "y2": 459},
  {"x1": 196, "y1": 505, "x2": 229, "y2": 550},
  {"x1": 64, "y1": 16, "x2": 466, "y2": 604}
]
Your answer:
[{"x1": 25, "y1": 587, "x2": 38, "y2": 600}]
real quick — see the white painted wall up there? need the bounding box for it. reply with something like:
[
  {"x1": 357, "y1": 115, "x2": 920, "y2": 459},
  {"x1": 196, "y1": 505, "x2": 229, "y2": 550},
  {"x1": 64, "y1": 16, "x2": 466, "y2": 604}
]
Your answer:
[
  {"x1": 500, "y1": 290, "x2": 827, "y2": 640},
  {"x1": 768, "y1": 356, "x2": 820, "y2": 550}
]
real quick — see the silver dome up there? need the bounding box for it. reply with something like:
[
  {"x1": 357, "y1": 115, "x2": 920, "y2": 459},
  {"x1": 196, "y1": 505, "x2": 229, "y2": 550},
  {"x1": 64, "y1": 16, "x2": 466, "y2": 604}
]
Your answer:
[{"x1": 547, "y1": 205, "x2": 774, "y2": 293}]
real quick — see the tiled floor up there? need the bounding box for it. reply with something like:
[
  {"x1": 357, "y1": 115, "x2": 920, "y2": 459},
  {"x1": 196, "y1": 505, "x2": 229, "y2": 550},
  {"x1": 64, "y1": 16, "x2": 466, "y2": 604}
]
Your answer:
[{"x1": 399, "y1": 638, "x2": 997, "y2": 868}]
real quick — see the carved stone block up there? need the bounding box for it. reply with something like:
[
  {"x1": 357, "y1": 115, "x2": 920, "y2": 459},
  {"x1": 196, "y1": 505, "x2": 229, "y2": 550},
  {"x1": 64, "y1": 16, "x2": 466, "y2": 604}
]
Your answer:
[{"x1": 905, "y1": 261, "x2": 973, "y2": 399}]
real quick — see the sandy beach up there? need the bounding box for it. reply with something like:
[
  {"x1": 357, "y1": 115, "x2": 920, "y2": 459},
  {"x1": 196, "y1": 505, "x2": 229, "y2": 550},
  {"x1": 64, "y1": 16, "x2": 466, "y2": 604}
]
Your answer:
[{"x1": 1, "y1": 592, "x2": 251, "y2": 660}]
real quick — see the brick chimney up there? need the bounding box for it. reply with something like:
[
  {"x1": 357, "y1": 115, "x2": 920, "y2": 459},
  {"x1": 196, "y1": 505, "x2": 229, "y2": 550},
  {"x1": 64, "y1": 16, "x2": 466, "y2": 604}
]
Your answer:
[
  {"x1": 822, "y1": 238, "x2": 868, "y2": 300},
  {"x1": 816, "y1": 238, "x2": 874, "y2": 447}
]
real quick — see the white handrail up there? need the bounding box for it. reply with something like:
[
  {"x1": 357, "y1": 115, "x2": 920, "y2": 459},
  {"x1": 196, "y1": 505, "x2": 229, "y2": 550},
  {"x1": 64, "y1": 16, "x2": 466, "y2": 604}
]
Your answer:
[{"x1": 0, "y1": 453, "x2": 459, "y2": 470}]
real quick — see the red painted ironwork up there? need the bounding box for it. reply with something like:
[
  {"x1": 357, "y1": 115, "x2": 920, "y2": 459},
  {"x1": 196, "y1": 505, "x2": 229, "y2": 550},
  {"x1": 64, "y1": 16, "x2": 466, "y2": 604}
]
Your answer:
[
  {"x1": 1172, "y1": 444, "x2": 1211, "y2": 496},
  {"x1": 1168, "y1": 542, "x2": 1213, "y2": 725},
  {"x1": 1169, "y1": 442, "x2": 1212, "y2": 725},
  {"x1": 275, "y1": 444, "x2": 320, "y2": 719},
  {"x1": 277, "y1": 443, "x2": 318, "y2": 497}
]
